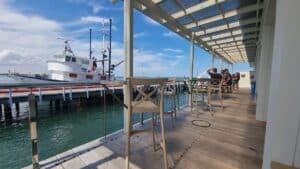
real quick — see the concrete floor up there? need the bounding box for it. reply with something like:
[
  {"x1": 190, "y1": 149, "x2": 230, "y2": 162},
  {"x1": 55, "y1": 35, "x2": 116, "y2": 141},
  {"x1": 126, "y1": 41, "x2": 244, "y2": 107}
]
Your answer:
[{"x1": 24, "y1": 89, "x2": 266, "y2": 169}]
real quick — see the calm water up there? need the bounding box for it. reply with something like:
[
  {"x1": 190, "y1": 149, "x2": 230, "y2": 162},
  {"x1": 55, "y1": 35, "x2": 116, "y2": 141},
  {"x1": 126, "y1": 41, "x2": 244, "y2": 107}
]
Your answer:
[{"x1": 0, "y1": 93, "x2": 188, "y2": 169}]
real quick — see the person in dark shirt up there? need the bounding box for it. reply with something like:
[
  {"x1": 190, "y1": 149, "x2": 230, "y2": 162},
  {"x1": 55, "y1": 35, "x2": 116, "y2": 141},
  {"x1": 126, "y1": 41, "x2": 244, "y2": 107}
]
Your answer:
[
  {"x1": 207, "y1": 67, "x2": 222, "y2": 85},
  {"x1": 222, "y1": 69, "x2": 232, "y2": 86},
  {"x1": 232, "y1": 72, "x2": 240, "y2": 90}
]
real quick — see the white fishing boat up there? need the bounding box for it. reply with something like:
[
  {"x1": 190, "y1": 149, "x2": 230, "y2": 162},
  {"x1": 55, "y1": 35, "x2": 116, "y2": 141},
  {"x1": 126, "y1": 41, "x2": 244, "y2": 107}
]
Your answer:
[
  {"x1": 47, "y1": 40, "x2": 103, "y2": 82},
  {"x1": 47, "y1": 19, "x2": 122, "y2": 82}
]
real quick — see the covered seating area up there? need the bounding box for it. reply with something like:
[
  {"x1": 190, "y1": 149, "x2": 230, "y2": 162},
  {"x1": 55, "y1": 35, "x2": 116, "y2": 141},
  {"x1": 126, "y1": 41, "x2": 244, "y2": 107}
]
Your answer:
[
  {"x1": 123, "y1": 0, "x2": 300, "y2": 168},
  {"x1": 25, "y1": 0, "x2": 300, "y2": 168}
]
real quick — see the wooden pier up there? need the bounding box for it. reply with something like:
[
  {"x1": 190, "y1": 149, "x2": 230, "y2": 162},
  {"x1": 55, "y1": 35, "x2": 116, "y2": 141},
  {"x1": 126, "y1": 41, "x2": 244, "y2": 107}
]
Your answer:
[{"x1": 23, "y1": 89, "x2": 266, "y2": 169}]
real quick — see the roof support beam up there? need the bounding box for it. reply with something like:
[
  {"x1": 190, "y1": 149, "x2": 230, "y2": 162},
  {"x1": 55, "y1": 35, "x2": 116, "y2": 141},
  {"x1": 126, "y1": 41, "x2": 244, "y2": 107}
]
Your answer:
[
  {"x1": 185, "y1": 3, "x2": 263, "y2": 29},
  {"x1": 207, "y1": 34, "x2": 257, "y2": 46},
  {"x1": 195, "y1": 17, "x2": 259, "y2": 36},
  {"x1": 202, "y1": 27, "x2": 258, "y2": 42},
  {"x1": 207, "y1": 32, "x2": 257, "y2": 44},
  {"x1": 212, "y1": 40, "x2": 256, "y2": 49},
  {"x1": 219, "y1": 47, "x2": 256, "y2": 53},
  {"x1": 216, "y1": 44, "x2": 257, "y2": 51},
  {"x1": 171, "y1": 0, "x2": 225, "y2": 19}
]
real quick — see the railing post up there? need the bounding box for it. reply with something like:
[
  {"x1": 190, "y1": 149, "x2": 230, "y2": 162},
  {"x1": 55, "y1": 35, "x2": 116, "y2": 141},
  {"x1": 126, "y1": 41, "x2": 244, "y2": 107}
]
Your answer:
[
  {"x1": 86, "y1": 86, "x2": 89, "y2": 99},
  {"x1": 69, "y1": 87, "x2": 73, "y2": 101},
  {"x1": 28, "y1": 94, "x2": 39, "y2": 169},
  {"x1": 189, "y1": 33, "x2": 195, "y2": 108},
  {"x1": 62, "y1": 87, "x2": 66, "y2": 101},
  {"x1": 38, "y1": 88, "x2": 42, "y2": 103}
]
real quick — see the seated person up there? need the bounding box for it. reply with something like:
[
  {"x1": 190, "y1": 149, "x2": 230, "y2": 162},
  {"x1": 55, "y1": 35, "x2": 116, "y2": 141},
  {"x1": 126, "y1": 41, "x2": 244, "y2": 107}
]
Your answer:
[
  {"x1": 207, "y1": 67, "x2": 222, "y2": 85},
  {"x1": 222, "y1": 69, "x2": 232, "y2": 86},
  {"x1": 221, "y1": 69, "x2": 232, "y2": 93},
  {"x1": 232, "y1": 72, "x2": 240, "y2": 89}
]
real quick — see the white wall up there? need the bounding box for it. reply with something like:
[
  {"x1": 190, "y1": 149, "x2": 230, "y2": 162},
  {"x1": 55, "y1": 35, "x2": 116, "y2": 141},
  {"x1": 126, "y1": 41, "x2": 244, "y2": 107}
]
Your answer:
[
  {"x1": 255, "y1": 25, "x2": 275, "y2": 121},
  {"x1": 238, "y1": 71, "x2": 251, "y2": 88},
  {"x1": 263, "y1": 0, "x2": 300, "y2": 168}
]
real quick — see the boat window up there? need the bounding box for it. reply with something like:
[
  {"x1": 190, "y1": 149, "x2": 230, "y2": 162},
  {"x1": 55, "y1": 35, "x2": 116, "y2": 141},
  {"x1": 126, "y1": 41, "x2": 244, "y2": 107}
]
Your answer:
[
  {"x1": 65, "y1": 56, "x2": 71, "y2": 62},
  {"x1": 72, "y1": 57, "x2": 76, "y2": 62},
  {"x1": 86, "y1": 75, "x2": 93, "y2": 80},
  {"x1": 81, "y1": 68, "x2": 87, "y2": 72},
  {"x1": 69, "y1": 73, "x2": 77, "y2": 78},
  {"x1": 82, "y1": 60, "x2": 89, "y2": 65}
]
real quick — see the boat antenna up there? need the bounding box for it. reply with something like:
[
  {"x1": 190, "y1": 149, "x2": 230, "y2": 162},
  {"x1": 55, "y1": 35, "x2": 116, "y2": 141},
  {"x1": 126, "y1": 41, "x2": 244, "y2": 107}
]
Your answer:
[
  {"x1": 57, "y1": 37, "x2": 75, "y2": 57},
  {"x1": 89, "y1": 28, "x2": 92, "y2": 59}
]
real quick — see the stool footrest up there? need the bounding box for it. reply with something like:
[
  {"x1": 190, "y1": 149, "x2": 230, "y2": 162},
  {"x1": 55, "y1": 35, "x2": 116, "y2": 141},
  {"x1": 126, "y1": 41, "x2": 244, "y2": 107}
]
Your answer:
[{"x1": 130, "y1": 128, "x2": 152, "y2": 136}]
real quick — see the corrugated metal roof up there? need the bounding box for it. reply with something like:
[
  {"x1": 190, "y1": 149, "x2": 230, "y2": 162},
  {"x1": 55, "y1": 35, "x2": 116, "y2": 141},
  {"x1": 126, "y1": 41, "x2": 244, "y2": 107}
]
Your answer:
[{"x1": 133, "y1": 0, "x2": 264, "y2": 63}]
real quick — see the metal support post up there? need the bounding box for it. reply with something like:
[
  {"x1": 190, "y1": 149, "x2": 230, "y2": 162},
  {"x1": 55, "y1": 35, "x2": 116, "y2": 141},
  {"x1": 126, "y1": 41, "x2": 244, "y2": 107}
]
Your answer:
[
  {"x1": 189, "y1": 33, "x2": 195, "y2": 108},
  {"x1": 220, "y1": 59, "x2": 224, "y2": 71},
  {"x1": 123, "y1": 0, "x2": 133, "y2": 133},
  {"x1": 211, "y1": 53, "x2": 215, "y2": 68},
  {"x1": 28, "y1": 94, "x2": 40, "y2": 169}
]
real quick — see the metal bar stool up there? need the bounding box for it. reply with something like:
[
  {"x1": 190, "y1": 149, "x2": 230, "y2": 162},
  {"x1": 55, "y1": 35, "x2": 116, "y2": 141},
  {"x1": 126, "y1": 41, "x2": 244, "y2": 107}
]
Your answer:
[
  {"x1": 207, "y1": 79, "x2": 224, "y2": 113},
  {"x1": 163, "y1": 78, "x2": 177, "y2": 127},
  {"x1": 125, "y1": 77, "x2": 168, "y2": 169}
]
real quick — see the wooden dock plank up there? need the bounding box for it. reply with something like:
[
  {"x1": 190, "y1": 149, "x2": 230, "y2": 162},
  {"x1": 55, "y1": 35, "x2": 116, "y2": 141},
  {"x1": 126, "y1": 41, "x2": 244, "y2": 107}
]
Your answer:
[{"x1": 23, "y1": 89, "x2": 265, "y2": 169}]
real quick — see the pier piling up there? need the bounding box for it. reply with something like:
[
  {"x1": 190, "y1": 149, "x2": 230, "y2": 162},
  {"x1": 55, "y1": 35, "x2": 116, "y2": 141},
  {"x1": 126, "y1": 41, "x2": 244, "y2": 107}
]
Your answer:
[
  {"x1": 55, "y1": 100, "x2": 60, "y2": 110},
  {"x1": 49, "y1": 100, "x2": 53, "y2": 112},
  {"x1": 4, "y1": 103, "x2": 12, "y2": 123},
  {"x1": 0, "y1": 104, "x2": 2, "y2": 120},
  {"x1": 15, "y1": 102, "x2": 20, "y2": 118},
  {"x1": 28, "y1": 94, "x2": 40, "y2": 169}
]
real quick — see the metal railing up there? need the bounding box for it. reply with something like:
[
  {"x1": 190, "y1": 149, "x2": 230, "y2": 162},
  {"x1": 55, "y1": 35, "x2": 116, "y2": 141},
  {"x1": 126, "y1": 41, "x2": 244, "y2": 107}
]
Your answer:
[{"x1": 0, "y1": 80, "x2": 189, "y2": 169}]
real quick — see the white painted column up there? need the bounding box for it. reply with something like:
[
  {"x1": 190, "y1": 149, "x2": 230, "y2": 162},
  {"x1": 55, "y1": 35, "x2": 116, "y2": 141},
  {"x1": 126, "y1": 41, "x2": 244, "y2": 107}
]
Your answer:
[
  {"x1": 263, "y1": 0, "x2": 300, "y2": 168},
  {"x1": 188, "y1": 34, "x2": 194, "y2": 107},
  {"x1": 123, "y1": 0, "x2": 133, "y2": 133},
  {"x1": 255, "y1": 24, "x2": 274, "y2": 121},
  {"x1": 211, "y1": 53, "x2": 215, "y2": 68},
  {"x1": 220, "y1": 58, "x2": 224, "y2": 71}
]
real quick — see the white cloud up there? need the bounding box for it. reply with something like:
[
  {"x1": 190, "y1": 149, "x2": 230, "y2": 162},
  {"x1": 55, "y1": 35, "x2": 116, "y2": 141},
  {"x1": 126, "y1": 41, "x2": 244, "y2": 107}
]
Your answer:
[
  {"x1": 66, "y1": 0, "x2": 103, "y2": 14},
  {"x1": 163, "y1": 48, "x2": 183, "y2": 53},
  {"x1": 64, "y1": 16, "x2": 117, "y2": 31},
  {"x1": 134, "y1": 32, "x2": 147, "y2": 38},
  {"x1": 144, "y1": 16, "x2": 160, "y2": 26},
  {"x1": 80, "y1": 16, "x2": 110, "y2": 23},
  {"x1": 0, "y1": 50, "x2": 24, "y2": 64},
  {"x1": 0, "y1": 1, "x2": 186, "y2": 77},
  {"x1": 163, "y1": 31, "x2": 179, "y2": 38}
]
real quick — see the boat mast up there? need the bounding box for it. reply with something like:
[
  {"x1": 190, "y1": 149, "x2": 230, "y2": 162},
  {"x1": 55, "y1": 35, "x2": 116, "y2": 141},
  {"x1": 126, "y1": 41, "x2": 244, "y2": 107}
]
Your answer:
[
  {"x1": 108, "y1": 18, "x2": 112, "y2": 80},
  {"x1": 89, "y1": 28, "x2": 92, "y2": 59},
  {"x1": 101, "y1": 20, "x2": 106, "y2": 76}
]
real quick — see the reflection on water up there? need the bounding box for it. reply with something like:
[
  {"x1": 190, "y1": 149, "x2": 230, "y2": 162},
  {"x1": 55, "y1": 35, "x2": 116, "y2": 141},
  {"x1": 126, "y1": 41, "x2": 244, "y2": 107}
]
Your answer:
[{"x1": 0, "y1": 93, "x2": 187, "y2": 169}]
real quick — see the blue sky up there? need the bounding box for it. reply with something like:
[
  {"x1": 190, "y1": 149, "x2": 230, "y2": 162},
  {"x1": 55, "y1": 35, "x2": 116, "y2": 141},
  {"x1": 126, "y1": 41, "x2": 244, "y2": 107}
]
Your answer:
[{"x1": 0, "y1": 0, "x2": 251, "y2": 77}]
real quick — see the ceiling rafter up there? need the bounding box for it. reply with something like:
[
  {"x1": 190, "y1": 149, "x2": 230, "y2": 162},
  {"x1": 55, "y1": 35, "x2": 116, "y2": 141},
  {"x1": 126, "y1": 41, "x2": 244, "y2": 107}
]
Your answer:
[
  {"x1": 212, "y1": 39, "x2": 256, "y2": 49},
  {"x1": 184, "y1": 3, "x2": 263, "y2": 29},
  {"x1": 130, "y1": 0, "x2": 263, "y2": 64},
  {"x1": 202, "y1": 27, "x2": 258, "y2": 42},
  {"x1": 207, "y1": 34, "x2": 257, "y2": 46},
  {"x1": 133, "y1": 0, "x2": 232, "y2": 63},
  {"x1": 195, "y1": 17, "x2": 259, "y2": 36},
  {"x1": 171, "y1": 0, "x2": 225, "y2": 19}
]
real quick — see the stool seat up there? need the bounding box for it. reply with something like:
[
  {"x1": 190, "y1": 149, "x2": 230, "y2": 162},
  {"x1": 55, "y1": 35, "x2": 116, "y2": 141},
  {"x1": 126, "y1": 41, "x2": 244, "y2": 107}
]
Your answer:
[{"x1": 132, "y1": 101, "x2": 159, "y2": 113}]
